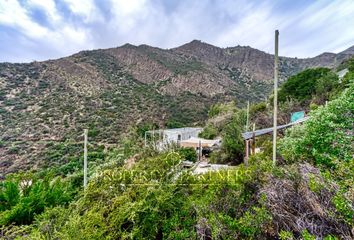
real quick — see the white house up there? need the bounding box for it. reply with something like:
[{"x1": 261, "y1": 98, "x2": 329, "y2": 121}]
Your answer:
[{"x1": 144, "y1": 127, "x2": 202, "y2": 150}]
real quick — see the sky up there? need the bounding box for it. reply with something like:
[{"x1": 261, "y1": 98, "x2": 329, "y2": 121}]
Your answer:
[{"x1": 0, "y1": 0, "x2": 353, "y2": 62}]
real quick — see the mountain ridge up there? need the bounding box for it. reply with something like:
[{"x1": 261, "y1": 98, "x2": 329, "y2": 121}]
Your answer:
[{"x1": 0, "y1": 40, "x2": 353, "y2": 174}]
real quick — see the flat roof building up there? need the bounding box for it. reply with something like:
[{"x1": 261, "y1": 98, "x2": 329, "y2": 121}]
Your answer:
[{"x1": 145, "y1": 127, "x2": 202, "y2": 150}]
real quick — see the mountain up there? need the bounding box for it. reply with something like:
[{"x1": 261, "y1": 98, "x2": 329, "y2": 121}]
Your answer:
[
  {"x1": 339, "y1": 45, "x2": 354, "y2": 55},
  {"x1": 0, "y1": 40, "x2": 353, "y2": 175}
]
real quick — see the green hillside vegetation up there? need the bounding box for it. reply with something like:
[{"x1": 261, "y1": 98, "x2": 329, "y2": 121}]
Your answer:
[
  {"x1": 0, "y1": 52, "x2": 212, "y2": 175},
  {"x1": 1, "y1": 59, "x2": 353, "y2": 239},
  {"x1": 201, "y1": 60, "x2": 353, "y2": 164},
  {"x1": 278, "y1": 67, "x2": 331, "y2": 102},
  {"x1": 2, "y1": 42, "x2": 352, "y2": 177},
  {"x1": 277, "y1": 66, "x2": 349, "y2": 105}
]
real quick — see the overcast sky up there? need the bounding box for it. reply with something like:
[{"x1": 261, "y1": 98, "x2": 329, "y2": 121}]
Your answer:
[{"x1": 0, "y1": 0, "x2": 353, "y2": 62}]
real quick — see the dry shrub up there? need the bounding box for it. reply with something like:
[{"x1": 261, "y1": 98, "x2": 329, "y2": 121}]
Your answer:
[{"x1": 261, "y1": 163, "x2": 353, "y2": 239}]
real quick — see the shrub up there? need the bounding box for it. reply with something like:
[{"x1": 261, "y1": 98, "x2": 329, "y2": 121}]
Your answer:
[
  {"x1": 278, "y1": 68, "x2": 331, "y2": 102},
  {"x1": 177, "y1": 147, "x2": 197, "y2": 162},
  {"x1": 315, "y1": 72, "x2": 339, "y2": 96},
  {"x1": 332, "y1": 192, "x2": 354, "y2": 225},
  {"x1": 280, "y1": 82, "x2": 353, "y2": 167},
  {"x1": 309, "y1": 102, "x2": 318, "y2": 111},
  {"x1": 165, "y1": 119, "x2": 185, "y2": 129},
  {"x1": 279, "y1": 230, "x2": 294, "y2": 240},
  {"x1": 27, "y1": 151, "x2": 275, "y2": 239},
  {"x1": 0, "y1": 176, "x2": 74, "y2": 226},
  {"x1": 250, "y1": 102, "x2": 267, "y2": 115},
  {"x1": 7, "y1": 146, "x2": 20, "y2": 154},
  {"x1": 219, "y1": 114, "x2": 245, "y2": 164},
  {"x1": 208, "y1": 101, "x2": 236, "y2": 118},
  {"x1": 136, "y1": 122, "x2": 159, "y2": 138},
  {"x1": 199, "y1": 124, "x2": 218, "y2": 139}
]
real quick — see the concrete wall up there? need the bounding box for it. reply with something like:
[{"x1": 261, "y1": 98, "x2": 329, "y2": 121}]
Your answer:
[{"x1": 163, "y1": 128, "x2": 202, "y2": 145}]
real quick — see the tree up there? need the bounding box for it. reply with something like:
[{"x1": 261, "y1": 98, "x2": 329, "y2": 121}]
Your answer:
[
  {"x1": 220, "y1": 114, "x2": 245, "y2": 164},
  {"x1": 278, "y1": 68, "x2": 331, "y2": 102}
]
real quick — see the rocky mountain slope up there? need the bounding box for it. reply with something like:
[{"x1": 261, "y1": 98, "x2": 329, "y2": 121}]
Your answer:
[{"x1": 0, "y1": 40, "x2": 353, "y2": 174}]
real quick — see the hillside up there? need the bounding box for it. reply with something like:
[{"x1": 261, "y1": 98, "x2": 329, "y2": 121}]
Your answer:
[
  {"x1": 0, "y1": 41, "x2": 353, "y2": 175},
  {"x1": 0, "y1": 64, "x2": 353, "y2": 239}
]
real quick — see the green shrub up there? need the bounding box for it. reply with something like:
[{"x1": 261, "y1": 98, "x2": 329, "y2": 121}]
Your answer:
[
  {"x1": 278, "y1": 68, "x2": 331, "y2": 102},
  {"x1": 301, "y1": 229, "x2": 316, "y2": 240},
  {"x1": 0, "y1": 176, "x2": 74, "y2": 226},
  {"x1": 26, "y1": 151, "x2": 275, "y2": 239},
  {"x1": 309, "y1": 102, "x2": 318, "y2": 111},
  {"x1": 332, "y1": 193, "x2": 354, "y2": 225},
  {"x1": 219, "y1": 114, "x2": 245, "y2": 164},
  {"x1": 165, "y1": 119, "x2": 185, "y2": 129},
  {"x1": 279, "y1": 230, "x2": 294, "y2": 240},
  {"x1": 136, "y1": 122, "x2": 159, "y2": 138},
  {"x1": 199, "y1": 124, "x2": 218, "y2": 139},
  {"x1": 236, "y1": 206, "x2": 272, "y2": 237},
  {"x1": 250, "y1": 102, "x2": 267, "y2": 115},
  {"x1": 0, "y1": 181, "x2": 20, "y2": 211},
  {"x1": 208, "y1": 102, "x2": 236, "y2": 118},
  {"x1": 315, "y1": 72, "x2": 339, "y2": 97},
  {"x1": 177, "y1": 147, "x2": 197, "y2": 162},
  {"x1": 280, "y1": 82, "x2": 353, "y2": 167}
]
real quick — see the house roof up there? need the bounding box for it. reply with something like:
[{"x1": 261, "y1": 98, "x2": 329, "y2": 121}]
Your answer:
[{"x1": 180, "y1": 137, "x2": 220, "y2": 148}]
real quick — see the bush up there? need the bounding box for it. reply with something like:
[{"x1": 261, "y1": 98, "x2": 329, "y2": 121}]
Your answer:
[
  {"x1": 177, "y1": 147, "x2": 197, "y2": 162},
  {"x1": 208, "y1": 102, "x2": 236, "y2": 118},
  {"x1": 0, "y1": 175, "x2": 74, "y2": 226},
  {"x1": 250, "y1": 102, "x2": 267, "y2": 115},
  {"x1": 278, "y1": 68, "x2": 331, "y2": 102},
  {"x1": 136, "y1": 122, "x2": 159, "y2": 138},
  {"x1": 309, "y1": 103, "x2": 318, "y2": 111},
  {"x1": 8, "y1": 146, "x2": 20, "y2": 154},
  {"x1": 27, "y1": 152, "x2": 274, "y2": 239},
  {"x1": 280, "y1": 82, "x2": 353, "y2": 167},
  {"x1": 315, "y1": 72, "x2": 339, "y2": 96},
  {"x1": 219, "y1": 114, "x2": 245, "y2": 164},
  {"x1": 199, "y1": 124, "x2": 218, "y2": 139},
  {"x1": 165, "y1": 119, "x2": 185, "y2": 129}
]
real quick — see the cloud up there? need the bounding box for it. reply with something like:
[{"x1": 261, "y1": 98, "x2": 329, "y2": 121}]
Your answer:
[
  {"x1": 0, "y1": 0, "x2": 93, "y2": 62},
  {"x1": 0, "y1": 0, "x2": 353, "y2": 62},
  {"x1": 27, "y1": 0, "x2": 61, "y2": 23},
  {"x1": 0, "y1": 0, "x2": 48, "y2": 39},
  {"x1": 62, "y1": 0, "x2": 103, "y2": 23}
]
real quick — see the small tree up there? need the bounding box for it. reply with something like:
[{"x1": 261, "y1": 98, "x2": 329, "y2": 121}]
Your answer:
[
  {"x1": 177, "y1": 147, "x2": 197, "y2": 162},
  {"x1": 199, "y1": 124, "x2": 218, "y2": 139},
  {"x1": 220, "y1": 114, "x2": 245, "y2": 164}
]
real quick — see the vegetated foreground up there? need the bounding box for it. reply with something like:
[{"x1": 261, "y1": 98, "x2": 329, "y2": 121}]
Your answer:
[{"x1": 0, "y1": 57, "x2": 353, "y2": 239}]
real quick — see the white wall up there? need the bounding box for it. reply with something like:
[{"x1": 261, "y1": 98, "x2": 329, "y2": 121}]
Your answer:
[{"x1": 162, "y1": 128, "x2": 202, "y2": 146}]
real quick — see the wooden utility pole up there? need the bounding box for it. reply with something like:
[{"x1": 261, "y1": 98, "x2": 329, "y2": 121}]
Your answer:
[
  {"x1": 252, "y1": 123, "x2": 256, "y2": 154},
  {"x1": 246, "y1": 100, "x2": 250, "y2": 131},
  {"x1": 273, "y1": 30, "x2": 279, "y2": 166},
  {"x1": 152, "y1": 129, "x2": 156, "y2": 150},
  {"x1": 83, "y1": 129, "x2": 88, "y2": 188},
  {"x1": 244, "y1": 140, "x2": 249, "y2": 166},
  {"x1": 198, "y1": 140, "x2": 202, "y2": 162}
]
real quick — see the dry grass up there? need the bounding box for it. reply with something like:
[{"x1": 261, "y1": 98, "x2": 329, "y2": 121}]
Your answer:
[{"x1": 261, "y1": 163, "x2": 353, "y2": 239}]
